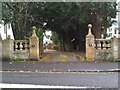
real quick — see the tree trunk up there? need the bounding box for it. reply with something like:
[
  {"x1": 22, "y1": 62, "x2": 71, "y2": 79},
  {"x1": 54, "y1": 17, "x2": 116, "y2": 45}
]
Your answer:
[
  {"x1": 64, "y1": 32, "x2": 72, "y2": 52},
  {"x1": 59, "y1": 33, "x2": 65, "y2": 51},
  {"x1": 92, "y1": 10, "x2": 101, "y2": 38}
]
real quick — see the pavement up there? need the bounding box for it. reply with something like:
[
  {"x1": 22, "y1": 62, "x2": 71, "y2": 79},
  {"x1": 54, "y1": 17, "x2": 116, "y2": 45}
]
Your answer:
[
  {"x1": 0, "y1": 83, "x2": 93, "y2": 89},
  {"x1": 1, "y1": 50, "x2": 119, "y2": 88},
  {"x1": 1, "y1": 50, "x2": 120, "y2": 72},
  {"x1": 2, "y1": 60, "x2": 119, "y2": 73},
  {"x1": 2, "y1": 72, "x2": 118, "y2": 88}
]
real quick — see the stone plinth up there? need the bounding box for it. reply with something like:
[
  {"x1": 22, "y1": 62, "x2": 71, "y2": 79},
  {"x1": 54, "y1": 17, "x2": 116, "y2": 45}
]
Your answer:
[
  {"x1": 111, "y1": 37, "x2": 120, "y2": 60},
  {"x1": 86, "y1": 24, "x2": 95, "y2": 61},
  {"x1": 29, "y1": 26, "x2": 39, "y2": 60},
  {"x1": 2, "y1": 35, "x2": 14, "y2": 60},
  {"x1": 118, "y1": 38, "x2": 120, "y2": 59},
  {"x1": 95, "y1": 49, "x2": 113, "y2": 61},
  {"x1": 0, "y1": 34, "x2": 2, "y2": 60}
]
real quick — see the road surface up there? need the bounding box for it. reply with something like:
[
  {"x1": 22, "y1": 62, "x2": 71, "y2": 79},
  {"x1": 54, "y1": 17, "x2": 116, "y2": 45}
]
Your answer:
[{"x1": 1, "y1": 72, "x2": 118, "y2": 88}]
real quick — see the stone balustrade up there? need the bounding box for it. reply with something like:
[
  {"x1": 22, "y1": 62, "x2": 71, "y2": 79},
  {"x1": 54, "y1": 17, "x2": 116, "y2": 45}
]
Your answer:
[
  {"x1": 13, "y1": 40, "x2": 29, "y2": 60},
  {"x1": 1, "y1": 26, "x2": 40, "y2": 60},
  {"x1": 95, "y1": 39, "x2": 111, "y2": 49},
  {"x1": 14, "y1": 40, "x2": 29, "y2": 51},
  {"x1": 85, "y1": 24, "x2": 120, "y2": 61},
  {"x1": 94, "y1": 38, "x2": 113, "y2": 61}
]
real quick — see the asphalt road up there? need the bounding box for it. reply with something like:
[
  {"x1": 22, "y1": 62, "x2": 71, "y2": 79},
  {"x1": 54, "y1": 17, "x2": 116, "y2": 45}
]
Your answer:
[
  {"x1": 2, "y1": 61, "x2": 119, "y2": 72},
  {"x1": 1, "y1": 72, "x2": 119, "y2": 88}
]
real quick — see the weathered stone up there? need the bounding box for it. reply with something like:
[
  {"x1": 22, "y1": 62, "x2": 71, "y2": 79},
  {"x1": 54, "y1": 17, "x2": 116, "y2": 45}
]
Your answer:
[
  {"x1": 95, "y1": 49, "x2": 113, "y2": 61},
  {"x1": 111, "y1": 37, "x2": 120, "y2": 60},
  {"x1": 118, "y1": 38, "x2": 120, "y2": 59},
  {"x1": 29, "y1": 26, "x2": 39, "y2": 60},
  {"x1": 86, "y1": 24, "x2": 95, "y2": 61},
  {"x1": 13, "y1": 40, "x2": 29, "y2": 60},
  {"x1": 14, "y1": 51, "x2": 29, "y2": 60},
  {"x1": 2, "y1": 35, "x2": 14, "y2": 60},
  {"x1": 0, "y1": 34, "x2": 2, "y2": 60}
]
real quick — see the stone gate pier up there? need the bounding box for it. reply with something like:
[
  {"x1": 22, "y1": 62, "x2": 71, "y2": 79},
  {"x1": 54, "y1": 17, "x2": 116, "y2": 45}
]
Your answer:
[
  {"x1": 86, "y1": 24, "x2": 95, "y2": 61},
  {"x1": 86, "y1": 24, "x2": 120, "y2": 61},
  {"x1": 29, "y1": 26, "x2": 39, "y2": 60}
]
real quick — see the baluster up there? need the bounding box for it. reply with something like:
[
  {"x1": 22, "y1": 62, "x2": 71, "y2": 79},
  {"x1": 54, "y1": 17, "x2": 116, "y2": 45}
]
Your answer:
[
  {"x1": 97, "y1": 40, "x2": 101, "y2": 49},
  {"x1": 107, "y1": 41, "x2": 111, "y2": 49},
  {"x1": 25, "y1": 41, "x2": 28, "y2": 50},
  {"x1": 95, "y1": 40, "x2": 97, "y2": 49},
  {"x1": 15, "y1": 42, "x2": 18, "y2": 51},
  {"x1": 20, "y1": 41, "x2": 23, "y2": 50},
  {"x1": 103, "y1": 41, "x2": 106, "y2": 49}
]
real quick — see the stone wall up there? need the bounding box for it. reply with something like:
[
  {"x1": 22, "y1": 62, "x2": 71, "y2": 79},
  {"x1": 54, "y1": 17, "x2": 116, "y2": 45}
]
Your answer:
[
  {"x1": 0, "y1": 35, "x2": 2, "y2": 61},
  {"x1": 94, "y1": 38, "x2": 113, "y2": 61},
  {"x1": 1, "y1": 38, "x2": 29, "y2": 60},
  {"x1": 2, "y1": 35, "x2": 14, "y2": 60},
  {"x1": 1, "y1": 26, "x2": 40, "y2": 61},
  {"x1": 111, "y1": 37, "x2": 120, "y2": 61},
  {"x1": 95, "y1": 49, "x2": 113, "y2": 61},
  {"x1": 86, "y1": 24, "x2": 120, "y2": 61},
  {"x1": 13, "y1": 51, "x2": 29, "y2": 60}
]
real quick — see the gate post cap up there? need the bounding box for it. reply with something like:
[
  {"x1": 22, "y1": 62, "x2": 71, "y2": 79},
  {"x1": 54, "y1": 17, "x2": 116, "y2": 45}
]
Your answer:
[
  {"x1": 88, "y1": 24, "x2": 92, "y2": 28},
  {"x1": 31, "y1": 26, "x2": 37, "y2": 36},
  {"x1": 87, "y1": 24, "x2": 93, "y2": 36},
  {"x1": 32, "y1": 26, "x2": 36, "y2": 30}
]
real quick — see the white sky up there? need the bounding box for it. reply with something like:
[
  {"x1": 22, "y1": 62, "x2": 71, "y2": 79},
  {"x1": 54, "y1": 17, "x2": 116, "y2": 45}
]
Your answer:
[{"x1": 117, "y1": 0, "x2": 120, "y2": 3}]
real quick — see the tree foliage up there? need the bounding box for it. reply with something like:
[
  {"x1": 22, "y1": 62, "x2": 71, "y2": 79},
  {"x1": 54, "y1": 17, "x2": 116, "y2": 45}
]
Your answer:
[
  {"x1": 2, "y1": 2, "x2": 117, "y2": 51},
  {"x1": 51, "y1": 32, "x2": 60, "y2": 45}
]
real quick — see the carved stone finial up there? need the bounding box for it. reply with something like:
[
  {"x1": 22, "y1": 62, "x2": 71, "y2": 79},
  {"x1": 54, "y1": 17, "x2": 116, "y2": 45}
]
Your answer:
[
  {"x1": 32, "y1": 26, "x2": 36, "y2": 30},
  {"x1": 32, "y1": 26, "x2": 37, "y2": 36},
  {"x1": 88, "y1": 24, "x2": 93, "y2": 35},
  {"x1": 88, "y1": 24, "x2": 92, "y2": 28}
]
